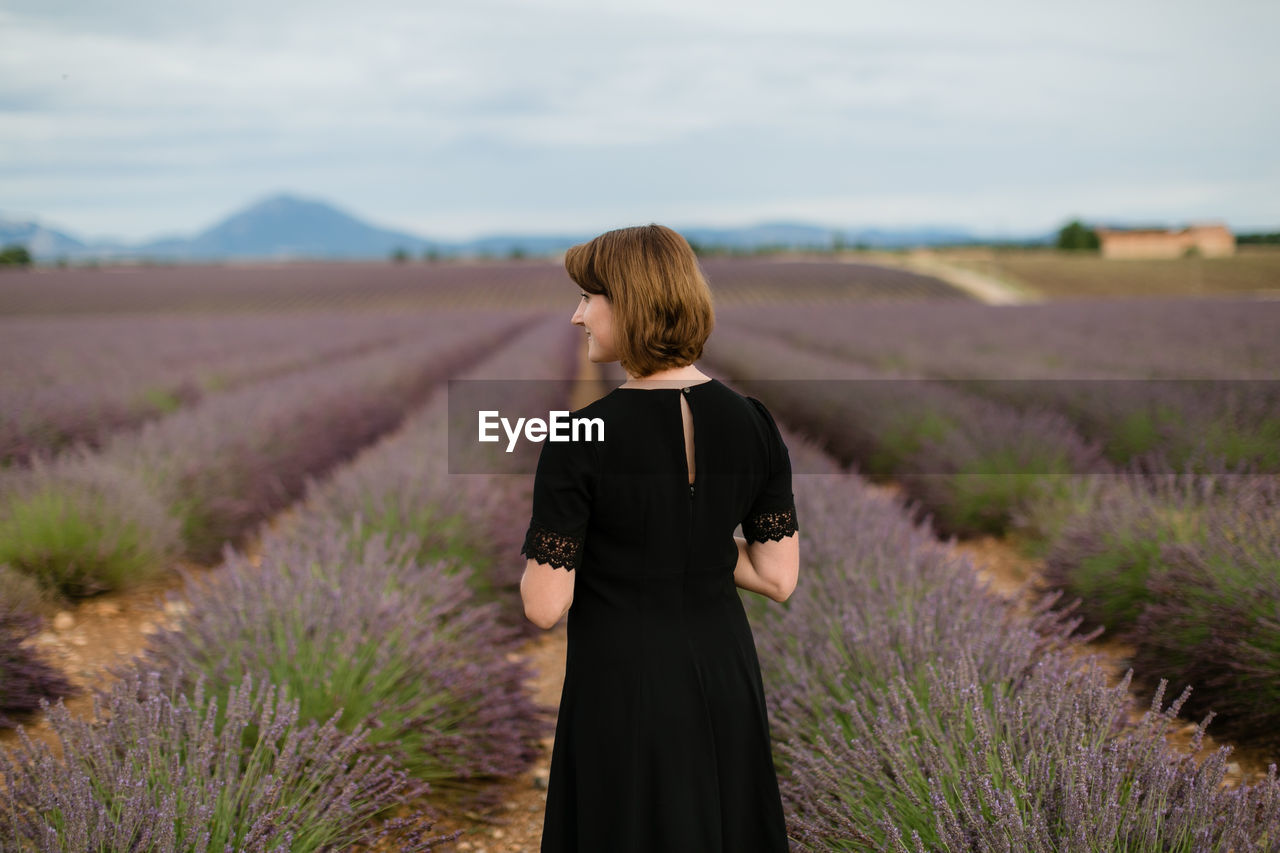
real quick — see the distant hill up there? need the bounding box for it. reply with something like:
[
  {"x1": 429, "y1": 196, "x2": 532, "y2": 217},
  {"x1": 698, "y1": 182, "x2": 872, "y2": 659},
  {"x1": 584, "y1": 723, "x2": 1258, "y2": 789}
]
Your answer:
[
  {"x1": 1, "y1": 193, "x2": 1056, "y2": 262},
  {"x1": 678, "y1": 222, "x2": 995, "y2": 250},
  {"x1": 0, "y1": 218, "x2": 92, "y2": 258},
  {"x1": 138, "y1": 194, "x2": 435, "y2": 260}
]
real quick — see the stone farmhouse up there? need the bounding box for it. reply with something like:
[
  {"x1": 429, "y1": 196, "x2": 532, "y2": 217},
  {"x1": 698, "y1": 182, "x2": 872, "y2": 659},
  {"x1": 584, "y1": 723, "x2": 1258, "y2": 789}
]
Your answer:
[{"x1": 1094, "y1": 223, "x2": 1235, "y2": 259}]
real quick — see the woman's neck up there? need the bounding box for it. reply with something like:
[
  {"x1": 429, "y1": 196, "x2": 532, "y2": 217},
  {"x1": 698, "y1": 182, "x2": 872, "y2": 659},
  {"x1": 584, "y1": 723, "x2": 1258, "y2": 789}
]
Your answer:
[{"x1": 621, "y1": 365, "x2": 711, "y2": 388}]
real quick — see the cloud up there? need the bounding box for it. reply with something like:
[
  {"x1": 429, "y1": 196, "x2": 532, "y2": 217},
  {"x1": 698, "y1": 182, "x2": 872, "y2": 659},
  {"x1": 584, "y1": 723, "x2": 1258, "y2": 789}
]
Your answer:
[{"x1": 1, "y1": 0, "x2": 1276, "y2": 240}]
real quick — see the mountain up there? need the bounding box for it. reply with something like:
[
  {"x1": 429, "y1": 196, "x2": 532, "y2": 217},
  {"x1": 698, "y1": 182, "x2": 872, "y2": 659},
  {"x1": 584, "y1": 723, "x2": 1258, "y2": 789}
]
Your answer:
[
  {"x1": 0, "y1": 193, "x2": 1056, "y2": 262},
  {"x1": 0, "y1": 218, "x2": 92, "y2": 258},
  {"x1": 137, "y1": 193, "x2": 434, "y2": 260}
]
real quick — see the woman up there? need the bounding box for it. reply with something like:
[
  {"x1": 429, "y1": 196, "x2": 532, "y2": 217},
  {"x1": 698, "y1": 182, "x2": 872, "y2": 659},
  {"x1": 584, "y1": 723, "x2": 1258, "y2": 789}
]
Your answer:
[{"x1": 519, "y1": 224, "x2": 800, "y2": 852}]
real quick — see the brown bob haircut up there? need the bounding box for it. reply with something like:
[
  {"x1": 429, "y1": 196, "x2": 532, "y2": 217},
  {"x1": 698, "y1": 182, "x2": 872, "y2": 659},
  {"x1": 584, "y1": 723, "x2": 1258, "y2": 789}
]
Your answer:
[{"x1": 564, "y1": 224, "x2": 715, "y2": 379}]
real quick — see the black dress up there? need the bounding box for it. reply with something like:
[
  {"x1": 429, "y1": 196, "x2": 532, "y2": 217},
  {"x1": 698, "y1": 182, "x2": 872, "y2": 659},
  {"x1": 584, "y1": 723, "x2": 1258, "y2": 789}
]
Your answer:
[{"x1": 520, "y1": 377, "x2": 798, "y2": 852}]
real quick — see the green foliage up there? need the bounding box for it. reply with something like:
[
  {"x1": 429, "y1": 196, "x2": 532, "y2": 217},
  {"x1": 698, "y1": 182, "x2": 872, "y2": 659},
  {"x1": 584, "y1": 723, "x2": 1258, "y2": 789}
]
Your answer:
[
  {"x1": 1127, "y1": 497, "x2": 1280, "y2": 746},
  {"x1": 0, "y1": 458, "x2": 181, "y2": 597},
  {"x1": 1198, "y1": 418, "x2": 1280, "y2": 473},
  {"x1": 143, "y1": 531, "x2": 539, "y2": 792},
  {"x1": 341, "y1": 502, "x2": 496, "y2": 600},
  {"x1": 390, "y1": 246, "x2": 410, "y2": 263},
  {"x1": 137, "y1": 386, "x2": 185, "y2": 414},
  {"x1": 1068, "y1": 505, "x2": 1208, "y2": 634},
  {"x1": 0, "y1": 244, "x2": 33, "y2": 266},
  {"x1": 935, "y1": 450, "x2": 1076, "y2": 537},
  {"x1": 1236, "y1": 232, "x2": 1280, "y2": 244},
  {"x1": 1107, "y1": 407, "x2": 1180, "y2": 462},
  {"x1": 870, "y1": 410, "x2": 955, "y2": 477},
  {"x1": 1008, "y1": 476, "x2": 1104, "y2": 557},
  {"x1": 0, "y1": 564, "x2": 50, "y2": 616},
  {"x1": 1070, "y1": 535, "x2": 1168, "y2": 630},
  {"x1": 1056, "y1": 219, "x2": 1100, "y2": 251}
]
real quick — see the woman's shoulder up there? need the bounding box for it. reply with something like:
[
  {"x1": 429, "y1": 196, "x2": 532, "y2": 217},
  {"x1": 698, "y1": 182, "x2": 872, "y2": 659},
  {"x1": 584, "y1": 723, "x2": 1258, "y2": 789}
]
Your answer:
[{"x1": 707, "y1": 380, "x2": 773, "y2": 419}]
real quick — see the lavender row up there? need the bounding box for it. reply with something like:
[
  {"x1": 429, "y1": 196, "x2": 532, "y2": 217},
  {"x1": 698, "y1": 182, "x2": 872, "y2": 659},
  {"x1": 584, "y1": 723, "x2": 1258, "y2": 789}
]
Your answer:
[
  {"x1": 705, "y1": 325, "x2": 1280, "y2": 796},
  {"x1": 1033, "y1": 471, "x2": 1280, "y2": 747},
  {"x1": 132, "y1": 527, "x2": 546, "y2": 817},
  {"x1": 1, "y1": 318, "x2": 580, "y2": 841},
  {"x1": 0, "y1": 311, "x2": 523, "y2": 725},
  {"x1": 707, "y1": 322, "x2": 1280, "y2": 750},
  {"x1": 0, "y1": 259, "x2": 958, "y2": 318},
  {"x1": 721, "y1": 302, "x2": 1280, "y2": 473},
  {"x1": 285, "y1": 314, "x2": 581, "y2": 637},
  {"x1": 713, "y1": 306, "x2": 1280, "y2": 746},
  {"x1": 719, "y1": 298, "x2": 1280, "y2": 380},
  {"x1": 0, "y1": 567, "x2": 73, "y2": 730},
  {"x1": 0, "y1": 309, "x2": 533, "y2": 597},
  {"x1": 0, "y1": 668, "x2": 454, "y2": 852},
  {"x1": 729, "y1": 410, "x2": 1280, "y2": 849},
  {"x1": 702, "y1": 323, "x2": 1109, "y2": 538},
  {"x1": 699, "y1": 258, "x2": 967, "y2": 305},
  {"x1": 123, "y1": 316, "x2": 577, "y2": 807},
  {"x1": 0, "y1": 310, "x2": 451, "y2": 466},
  {"x1": 0, "y1": 261, "x2": 575, "y2": 315},
  {"x1": 937, "y1": 379, "x2": 1280, "y2": 474}
]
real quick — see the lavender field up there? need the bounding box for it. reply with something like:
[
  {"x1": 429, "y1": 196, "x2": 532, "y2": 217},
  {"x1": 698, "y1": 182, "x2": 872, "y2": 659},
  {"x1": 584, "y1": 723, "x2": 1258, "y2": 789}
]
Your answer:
[{"x1": 2, "y1": 260, "x2": 1278, "y2": 850}]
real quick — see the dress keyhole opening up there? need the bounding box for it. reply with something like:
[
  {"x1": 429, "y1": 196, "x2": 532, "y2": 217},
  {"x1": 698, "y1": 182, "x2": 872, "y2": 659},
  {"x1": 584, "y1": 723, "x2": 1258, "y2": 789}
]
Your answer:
[{"x1": 681, "y1": 393, "x2": 696, "y2": 487}]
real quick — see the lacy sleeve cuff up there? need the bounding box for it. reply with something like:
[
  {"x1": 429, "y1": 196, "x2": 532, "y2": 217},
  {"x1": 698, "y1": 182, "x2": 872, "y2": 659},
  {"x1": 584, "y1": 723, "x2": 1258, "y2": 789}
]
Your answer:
[
  {"x1": 742, "y1": 505, "x2": 799, "y2": 544},
  {"x1": 521, "y1": 520, "x2": 584, "y2": 571}
]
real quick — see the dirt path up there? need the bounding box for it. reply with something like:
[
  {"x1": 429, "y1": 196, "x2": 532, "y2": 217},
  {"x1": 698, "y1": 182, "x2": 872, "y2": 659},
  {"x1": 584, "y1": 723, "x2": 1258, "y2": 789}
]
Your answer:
[
  {"x1": 418, "y1": 338, "x2": 604, "y2": 852},
  {"x1": 402, "y1": 626, "x2": 565, "y2": 852},
  {"x1": 0, "y1": 532, "x2": 282, "y2": 755},
  {"x1": 956, "y1": 532, "x2": 1278, "y2": 787},
  {"x1": 851, "y1": 249, "x2": 1037, "y2": 305}
]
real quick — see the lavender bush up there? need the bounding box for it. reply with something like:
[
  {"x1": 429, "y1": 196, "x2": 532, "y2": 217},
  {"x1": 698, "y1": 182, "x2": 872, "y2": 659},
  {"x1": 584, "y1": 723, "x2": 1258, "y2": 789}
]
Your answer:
[
  {"x1": 0, "y1": 669, "x2": 456, "y2": 852},
  {"x1": 718, "y1": 405, "x2": 1280, "y2": 850},
  {"x1": 0, "y1": 568, "x2": 74, "y2": 729},
  {"x1": 722, "y1": 300, "x2": 1280, "y2": 473},
  {"x1": 0, "y1": 311, "x2": 530, "y2": 594},
  {"x1": 1127, "y1": 475, "x2": 1280, "y2": 746},
  {"x1": 704, "y1": 324, "x2": 1107, "y2": 537},
  {"x1": 0, "y1": 451, "x2": 182, "y2": 596},
  {"x1": 132, "y1": 526, "x2": 549, "y2": 808},
  {"x1": 0, "y1": 257, "x2": 953, "y2": 317},
  {"x1": 785, "y1": 655, "x2": 1279, "y2": 851},
  {"x1": 719, "y1": 297, "x2": 1280, "y2": 381},
  {"x1": 1037, "y1": 467, "x2": 1248, "y2": 637},
  {"x1": 0, "y1": 564, "x2": 47, "y2": 616},
  {"x1": 0, "y1": 310, "x2": 437, "y2": 466},
  {"x1": 291, "y1": 314, "x2": 579, "y2": 629},
  {"x1": 138, "y1": 311, "x2": 531, "y2": 562},
  {"x1": 954, "y1": 378, "x2": 1280, "y2": 474}
]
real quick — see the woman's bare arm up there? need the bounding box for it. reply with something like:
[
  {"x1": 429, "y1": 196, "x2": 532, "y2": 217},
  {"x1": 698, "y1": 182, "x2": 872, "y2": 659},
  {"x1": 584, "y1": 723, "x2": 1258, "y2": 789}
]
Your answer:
[
  {"x1": 733, "y1": 534, "x2": 799, "y2": 602},
  {"x1": 521, "y1": 558, "x2": 575, "y2": 629}
]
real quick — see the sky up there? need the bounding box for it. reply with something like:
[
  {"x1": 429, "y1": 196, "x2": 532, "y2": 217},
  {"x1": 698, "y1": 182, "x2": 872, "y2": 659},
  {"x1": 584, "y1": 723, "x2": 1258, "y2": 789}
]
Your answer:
[{"x1": 2, "y1": 0, "x2": 1277, "y2": 243}]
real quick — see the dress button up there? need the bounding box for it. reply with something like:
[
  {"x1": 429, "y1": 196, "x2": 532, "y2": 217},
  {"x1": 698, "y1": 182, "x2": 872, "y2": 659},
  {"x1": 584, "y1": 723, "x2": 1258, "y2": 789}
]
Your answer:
[{"x1": 682, "y1": 387, "x2": 690, "y2": 394}]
